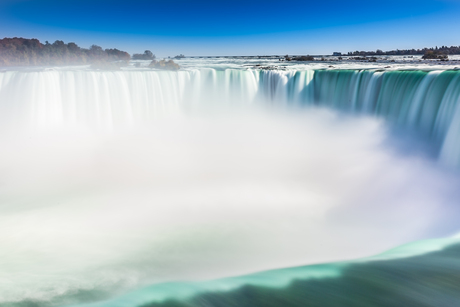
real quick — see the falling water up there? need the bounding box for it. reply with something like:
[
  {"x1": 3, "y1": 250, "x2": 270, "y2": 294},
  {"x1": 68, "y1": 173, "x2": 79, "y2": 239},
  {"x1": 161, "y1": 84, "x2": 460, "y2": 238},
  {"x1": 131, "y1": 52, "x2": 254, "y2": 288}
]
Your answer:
[
  {"x1": 1, "y1": 67, "x2": 460, "y2": 306},
  {"x1": 1, "y1": 68, "x2": 460, "y2": 163}
]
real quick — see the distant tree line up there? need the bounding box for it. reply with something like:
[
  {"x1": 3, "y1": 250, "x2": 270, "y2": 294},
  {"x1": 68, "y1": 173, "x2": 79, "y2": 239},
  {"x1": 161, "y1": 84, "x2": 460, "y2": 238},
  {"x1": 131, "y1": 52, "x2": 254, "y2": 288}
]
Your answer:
[
  {"x1": 148, "y1": 59, "x2": 180, "y2": 70},
  {"x1": 346, "y1": 45, "x2": 460, "y2": 56},
  {"x1": 0, "y1": 37, "x2": 130, "y2": 66},
  {"x1": 132, "y1": 50, "x2": 155, "y2": 60}
]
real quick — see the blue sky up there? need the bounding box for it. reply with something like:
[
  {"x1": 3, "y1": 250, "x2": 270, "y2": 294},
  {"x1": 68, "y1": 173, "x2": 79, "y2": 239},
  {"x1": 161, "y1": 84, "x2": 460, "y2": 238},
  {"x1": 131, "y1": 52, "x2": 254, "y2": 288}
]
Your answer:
[{"x1": 0, "y1": 0, "x2": 459, "y2": 56}]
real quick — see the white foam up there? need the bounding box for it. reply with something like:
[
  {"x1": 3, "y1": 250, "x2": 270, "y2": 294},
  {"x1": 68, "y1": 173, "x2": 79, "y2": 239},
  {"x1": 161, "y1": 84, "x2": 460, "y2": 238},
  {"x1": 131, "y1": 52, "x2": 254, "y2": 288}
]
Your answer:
[{"x1": 0, "y1": 108, "x2": 459, "y2": 304}]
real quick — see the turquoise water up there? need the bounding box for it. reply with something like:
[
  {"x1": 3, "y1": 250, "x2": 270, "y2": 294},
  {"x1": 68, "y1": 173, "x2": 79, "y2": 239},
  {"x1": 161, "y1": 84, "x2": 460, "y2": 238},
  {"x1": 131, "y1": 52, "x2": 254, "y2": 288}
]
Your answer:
[
  {"x1": 68, "y1": 236, "x2": 460, "y2": 307},
  {"x1": 1, "y1": 66, "x2": 460, "y2": 307},
  {"x1": 2, "y1": 68, "x2": 460, "y2": 163}
]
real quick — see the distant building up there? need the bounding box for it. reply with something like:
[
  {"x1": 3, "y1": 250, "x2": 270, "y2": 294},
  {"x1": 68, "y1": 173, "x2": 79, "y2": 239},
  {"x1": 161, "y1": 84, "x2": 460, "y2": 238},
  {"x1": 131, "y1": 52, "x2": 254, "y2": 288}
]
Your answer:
[{"x1": 333, "y1": 52, "x2": 342, "y2": 56}]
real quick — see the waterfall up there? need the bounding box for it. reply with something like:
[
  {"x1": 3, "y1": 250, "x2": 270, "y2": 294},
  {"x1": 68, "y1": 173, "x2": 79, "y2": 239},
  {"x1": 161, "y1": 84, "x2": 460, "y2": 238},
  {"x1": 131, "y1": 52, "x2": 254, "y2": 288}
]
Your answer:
[
  {"x1": 1, "y1": 68, "x2": 460, "y2": 164},
  {"x1": 308, "y1": 69, "x2": 460, "y2": 165},
  {"x1": 3, "y1": 67, "x2": 460, "y2": 306}
]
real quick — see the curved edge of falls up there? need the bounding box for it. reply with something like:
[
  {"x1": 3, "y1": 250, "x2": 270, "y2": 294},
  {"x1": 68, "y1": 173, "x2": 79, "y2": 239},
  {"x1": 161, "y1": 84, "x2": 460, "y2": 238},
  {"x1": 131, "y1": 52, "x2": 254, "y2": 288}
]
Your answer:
[{"x1": 1, "y1": 68, "x2": 460, "y2": 165}]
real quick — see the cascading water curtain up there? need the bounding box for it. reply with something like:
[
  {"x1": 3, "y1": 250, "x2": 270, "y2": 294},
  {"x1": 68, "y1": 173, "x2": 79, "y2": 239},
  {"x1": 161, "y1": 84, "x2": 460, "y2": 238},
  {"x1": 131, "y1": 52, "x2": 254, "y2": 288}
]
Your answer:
[{"x1": 1, "y1": 68, "x2": 460, "y2": 164}]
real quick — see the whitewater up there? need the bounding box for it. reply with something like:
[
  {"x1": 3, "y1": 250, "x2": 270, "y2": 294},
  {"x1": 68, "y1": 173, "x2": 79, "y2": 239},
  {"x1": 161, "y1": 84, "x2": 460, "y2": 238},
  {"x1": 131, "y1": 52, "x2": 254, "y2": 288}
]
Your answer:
[{"x1": 1, "y1": 59, "x2": 460, "y2": 306}]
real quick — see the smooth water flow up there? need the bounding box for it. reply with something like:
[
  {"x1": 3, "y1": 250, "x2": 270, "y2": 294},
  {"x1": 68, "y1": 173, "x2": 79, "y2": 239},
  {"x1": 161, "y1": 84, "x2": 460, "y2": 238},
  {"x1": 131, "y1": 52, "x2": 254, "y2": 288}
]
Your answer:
[
  {"x1": 1, "y1": 67, "x2": 460, "y2": 306},
  {"x1": 1, "y1": 68, "x2": 460, "y2": 164}
]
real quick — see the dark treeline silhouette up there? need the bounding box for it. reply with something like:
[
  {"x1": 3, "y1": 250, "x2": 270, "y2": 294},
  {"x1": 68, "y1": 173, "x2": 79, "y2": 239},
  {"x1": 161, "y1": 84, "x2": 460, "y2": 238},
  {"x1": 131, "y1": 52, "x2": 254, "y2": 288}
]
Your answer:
[
  {"x1": 132, "y1": 50, "x2": 155, "y2": 60},
  {"x1": 0, "y1": 37, "x2": 130, "y2": 66},
  {"x1": 347, "y1": 45, "x2": 460, "y2": 56},
  {"x1": 148, "y1": 59, "x2": 180, "y2": 70}
]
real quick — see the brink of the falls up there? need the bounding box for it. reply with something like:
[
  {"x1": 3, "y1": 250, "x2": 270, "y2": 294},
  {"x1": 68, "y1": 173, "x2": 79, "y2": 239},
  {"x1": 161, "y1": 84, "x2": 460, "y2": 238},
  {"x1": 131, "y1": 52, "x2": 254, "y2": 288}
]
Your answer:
[{"x1": 1, "y1": 65, "x2": 460, "y2": 307}]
